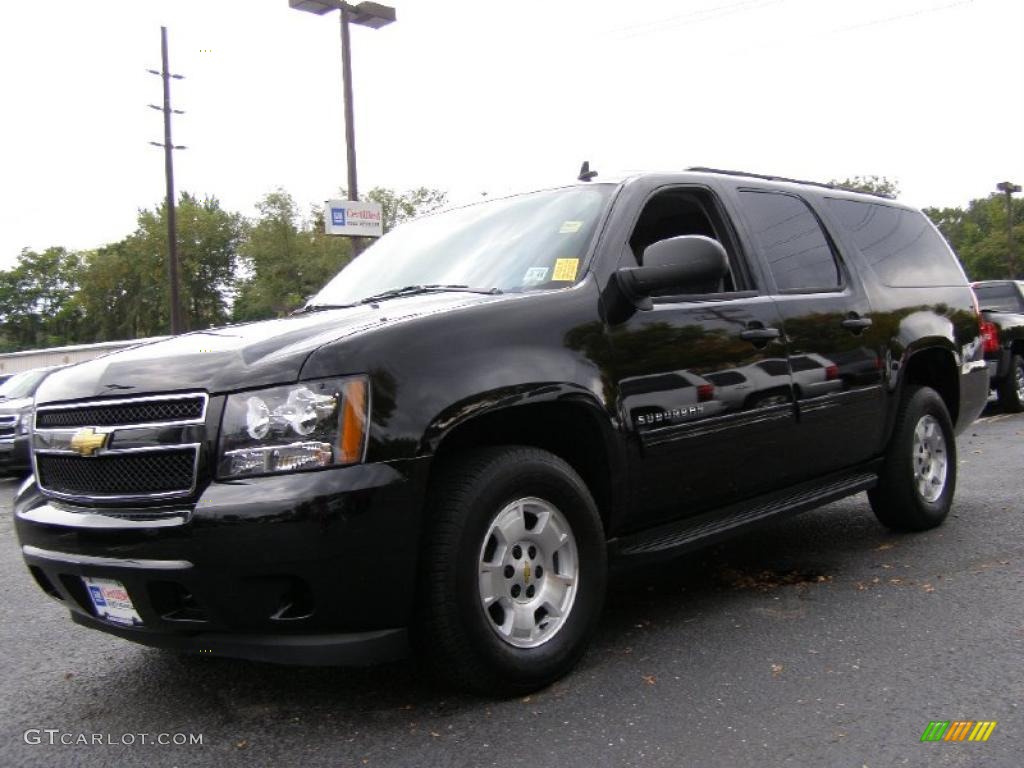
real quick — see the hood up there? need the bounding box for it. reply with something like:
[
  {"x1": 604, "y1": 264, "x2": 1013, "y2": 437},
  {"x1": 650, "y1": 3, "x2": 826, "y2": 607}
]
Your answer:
[{"x1": 36, "y1": 292, "x2": 502, "y2": 404}]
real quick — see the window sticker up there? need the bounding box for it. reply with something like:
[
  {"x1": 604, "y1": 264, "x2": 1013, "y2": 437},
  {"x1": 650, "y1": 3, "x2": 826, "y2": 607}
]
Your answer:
[
  {"x1": 523, "y1": 267, "x2": 549, "y2": 285},
  {"x1": 552, "y1": 258, "x2": 580, "y2": 281},
  {"x1": 559, "y1": 220, "x2": 584, "y2": 234}
]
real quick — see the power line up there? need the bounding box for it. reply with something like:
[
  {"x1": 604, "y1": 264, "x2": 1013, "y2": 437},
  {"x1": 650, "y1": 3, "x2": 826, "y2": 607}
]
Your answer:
[
  {"x1": 615, "y1": 0, "x2": 786, "y2": 40},
  {"x1": 831, "y1": 0, "x2": 975, "y2": 35}
]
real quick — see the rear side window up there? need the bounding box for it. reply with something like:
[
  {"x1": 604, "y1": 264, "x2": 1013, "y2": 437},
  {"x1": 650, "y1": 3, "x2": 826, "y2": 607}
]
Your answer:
[
  {"x1": 756, "y1": 359, "x2": 790, "y2": 377},
  {"x1": 825, "y1": 198, "x2": 965, "y2": 288},
  {"x1": 790, "y1": 355, "x2": 823, "y2": 372},
  {"x1": 705, "y1": 371, "x2": 746, "y2": 386},
  {"x1": 739, "y1": 191, "x2": 841, "y2": 292}
]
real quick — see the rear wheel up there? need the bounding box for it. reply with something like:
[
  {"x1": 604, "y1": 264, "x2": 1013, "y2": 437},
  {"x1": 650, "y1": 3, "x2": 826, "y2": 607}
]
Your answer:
[
  {"x1": 997, "y1": 353, "x2": 1024, "y2": 413},
  {"x1": 415, "y1": 446, "x2": 606, "y2": 696},
  {"x1": 869, "y1": 385, "x2": 956, "y2": 532}
]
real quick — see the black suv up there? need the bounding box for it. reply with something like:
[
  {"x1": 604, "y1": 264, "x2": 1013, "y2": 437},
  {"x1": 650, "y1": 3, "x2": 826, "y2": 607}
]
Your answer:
[{"x1": 14, "y1": 169, "x2": 988, "y2": 695}]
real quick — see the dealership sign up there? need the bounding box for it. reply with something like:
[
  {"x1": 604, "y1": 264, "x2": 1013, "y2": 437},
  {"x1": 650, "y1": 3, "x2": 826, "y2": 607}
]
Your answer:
[{"x1": 325, "y1": 199, "x2": 384, "y2": 237}]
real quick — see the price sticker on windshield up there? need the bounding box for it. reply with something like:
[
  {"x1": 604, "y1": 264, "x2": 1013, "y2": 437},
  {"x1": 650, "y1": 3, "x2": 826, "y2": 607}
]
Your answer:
[
  {"x1": 552, "y1": 258, "x2": 580, "y2": 281},
  {"x1": 559, "y1": 220, "x2": 584, "y2": 234}
]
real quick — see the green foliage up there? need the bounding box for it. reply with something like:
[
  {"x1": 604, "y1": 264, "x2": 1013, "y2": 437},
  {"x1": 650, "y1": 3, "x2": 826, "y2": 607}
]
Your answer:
[
  {"x1": 232, "y1": 189, "x2": 353, "y2": 321},
  {"x1": 924, "y1": 195, "x2": 1024, "y2": 280},
  {"x1": 364, "y1": 186, "x2": 447, "y2": 234},
  {"x1": 0, "y1": 247, "x2": 83, "y2": 351},
  {"x1": 828, "y1": 176, "x2": 900, "y2": 197},
  {"x1": 69, "y1": 193, "x2": 245, "y2": 342}
]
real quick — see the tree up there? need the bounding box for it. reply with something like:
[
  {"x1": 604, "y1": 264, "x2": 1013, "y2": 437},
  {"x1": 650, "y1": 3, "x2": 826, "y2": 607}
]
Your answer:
[
  {"x1": 71, "y1": 193, "x2": 245, "y2": 341},
  {"x1": 925, "y1": 194, "x2": 1024, "y2": 280},
  {"x1": 0, "y1": 247, "x2": 84, "y2": 351},
  {"x1": 363, "y1": 186, "x2": 447, "y2": 233},
  {"x1": 232, "y1": 189, "x2": 353, "y2": 321},
  {"x1": 828, "y1": 175, "x2": 900, "y2": 197}
]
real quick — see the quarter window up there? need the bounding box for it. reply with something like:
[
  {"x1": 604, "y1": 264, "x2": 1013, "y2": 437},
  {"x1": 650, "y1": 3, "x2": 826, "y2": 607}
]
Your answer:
[
  {"x1": 826, "y1": 198, "x2": 966, "y2": 288},
  {"x1": 739, "y1": 191, "x2": 842, "y2": 292}
]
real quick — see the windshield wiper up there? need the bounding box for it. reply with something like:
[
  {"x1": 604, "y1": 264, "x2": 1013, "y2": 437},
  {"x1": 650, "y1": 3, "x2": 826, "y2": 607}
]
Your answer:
[
  {"x1": 358, "y1": 284, "x2": 502, "y2": 304},
  {"x1": 296, "y1": 302, "x2": 359, "y2": 314}
]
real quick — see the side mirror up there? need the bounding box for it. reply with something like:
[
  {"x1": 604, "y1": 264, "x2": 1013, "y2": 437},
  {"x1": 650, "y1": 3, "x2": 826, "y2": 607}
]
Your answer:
[{"x1": 616, "y1": 235, "x2": 729, "y2": 308}]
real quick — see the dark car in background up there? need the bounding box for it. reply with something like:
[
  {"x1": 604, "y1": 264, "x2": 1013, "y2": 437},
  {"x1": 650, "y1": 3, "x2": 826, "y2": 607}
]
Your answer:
[
  {"x1": 974, "y1": 280, "x2": 1024, "y2": 412},
  {"x1": 0, "y1": 366, "x2": 63, "y2": 476}
]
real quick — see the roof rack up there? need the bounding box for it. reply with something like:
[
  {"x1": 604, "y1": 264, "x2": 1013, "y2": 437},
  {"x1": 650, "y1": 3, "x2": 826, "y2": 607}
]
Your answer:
[{"x1": 685, "y1": 167, "x2": 896, "y2": 199}]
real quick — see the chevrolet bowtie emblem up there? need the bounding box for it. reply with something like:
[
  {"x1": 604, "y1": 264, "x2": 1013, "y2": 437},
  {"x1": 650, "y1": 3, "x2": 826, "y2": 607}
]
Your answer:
[{"x1": 69, "y1": 428, "x2": 108, "y2": 457}]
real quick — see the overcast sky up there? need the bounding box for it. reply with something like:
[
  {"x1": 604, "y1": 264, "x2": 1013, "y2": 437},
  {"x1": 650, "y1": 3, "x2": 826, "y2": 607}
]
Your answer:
[{"x1": 1, "y1": 0, "x2": 1021, "y2": 268}]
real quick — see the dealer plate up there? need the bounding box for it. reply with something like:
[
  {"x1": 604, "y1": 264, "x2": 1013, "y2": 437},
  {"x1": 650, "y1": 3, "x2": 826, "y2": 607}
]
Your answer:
[{"x1": 83, "y1": 577, "x2": 142, "y2": 626}]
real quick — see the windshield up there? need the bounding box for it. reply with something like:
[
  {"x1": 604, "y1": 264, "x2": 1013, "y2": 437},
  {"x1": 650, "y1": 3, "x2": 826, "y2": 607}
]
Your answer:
[
  {"x1": 311, "y1": 185, "x2": 613, "y2": 306},
  {"x1": 0, "y1": 368, "x2": 50, "y2": 399},
  {"x1": 975, "y1": 284, "x2": 1024, "y2": 313}
]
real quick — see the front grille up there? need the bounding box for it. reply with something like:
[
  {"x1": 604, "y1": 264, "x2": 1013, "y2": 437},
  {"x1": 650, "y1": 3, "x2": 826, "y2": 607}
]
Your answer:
[
  {"x1": 0, "y1": 415, "x2": 14, "y2": 439},
  {"x1": 36, "y1": 396, "x2": 205, "y2": 429},
  {"x1": 36, "y1": 448, "x2": 197, "y2": 498}
]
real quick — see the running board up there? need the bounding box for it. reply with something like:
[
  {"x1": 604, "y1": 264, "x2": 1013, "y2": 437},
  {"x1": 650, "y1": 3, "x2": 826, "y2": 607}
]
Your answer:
[{"x1": 612, "y1": 468, "x2": 879, "y2": 562}]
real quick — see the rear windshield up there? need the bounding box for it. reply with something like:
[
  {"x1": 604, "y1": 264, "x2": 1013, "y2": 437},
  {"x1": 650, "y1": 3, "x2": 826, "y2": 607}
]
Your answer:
[
  {"x1": 974, "y1": 283, "x2": 1024, "y2": 313},
  {"x1": 825, "y1": 199, "x2": 965, "y2": 288}
]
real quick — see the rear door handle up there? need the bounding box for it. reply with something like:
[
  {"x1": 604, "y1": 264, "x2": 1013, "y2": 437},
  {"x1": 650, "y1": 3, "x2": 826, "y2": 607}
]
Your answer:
[
  {"x1": 739, "y1": 327, "x2": 781, "y2": 342},
  {"x1": 841, "y1": 315, "x2": 873, "y2": 331}
]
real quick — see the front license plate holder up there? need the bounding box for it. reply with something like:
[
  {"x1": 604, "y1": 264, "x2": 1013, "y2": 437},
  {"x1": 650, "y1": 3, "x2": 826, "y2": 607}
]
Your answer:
[{"x1": 83, "y1": 577, "x2": 143, "y2": 626}]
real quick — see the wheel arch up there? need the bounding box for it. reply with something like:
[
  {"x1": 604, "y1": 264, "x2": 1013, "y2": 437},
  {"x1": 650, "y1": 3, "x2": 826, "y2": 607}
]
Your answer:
[
  {"x1": 898, "y1": 344, "x2": 960, "y2": 425},
  {"x1": 426, "y1": 395, "x2": 625, "y2": 534}
]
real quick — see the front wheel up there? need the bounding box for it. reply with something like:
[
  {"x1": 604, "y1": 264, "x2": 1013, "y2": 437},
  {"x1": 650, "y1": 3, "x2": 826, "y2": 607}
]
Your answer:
[
  {"x1": 869, "y1": 385, "x2": 956, "y2": 532},
  {"x1": 997, "y1": 353, "x2": 1024, "y2": 413},
  {"x1": 415, "y1": 446, "x2": 607, "y2": 696}
]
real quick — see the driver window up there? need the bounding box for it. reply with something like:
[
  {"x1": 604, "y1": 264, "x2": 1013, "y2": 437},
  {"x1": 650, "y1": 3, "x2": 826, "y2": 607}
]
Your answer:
[{"x1": 628, "y1": 189, "x2": 739, "y2": 294}]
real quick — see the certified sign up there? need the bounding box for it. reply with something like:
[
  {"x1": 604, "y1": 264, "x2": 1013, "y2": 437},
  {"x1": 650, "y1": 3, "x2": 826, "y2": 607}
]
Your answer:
[{"x1": 325, "y1": 199, "x2": 384, "y2": 238}]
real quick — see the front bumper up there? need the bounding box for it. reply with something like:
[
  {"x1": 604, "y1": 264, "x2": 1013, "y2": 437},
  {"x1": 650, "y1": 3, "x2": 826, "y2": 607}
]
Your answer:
[
  {"x1": 14, "y1": 458, "x2": 430, "y2": 666},
  {"x1": 0, "y1": 436, "x2": 31, "y2": 474}
]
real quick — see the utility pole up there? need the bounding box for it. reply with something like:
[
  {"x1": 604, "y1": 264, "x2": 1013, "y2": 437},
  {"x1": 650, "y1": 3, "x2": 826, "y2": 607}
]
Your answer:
[
  {"x1": 996, "y1": 181, "x2": 1021, "y2": 279},
  {"x1": 148, "y1": 27, "x2": 187, "y2": 334}
]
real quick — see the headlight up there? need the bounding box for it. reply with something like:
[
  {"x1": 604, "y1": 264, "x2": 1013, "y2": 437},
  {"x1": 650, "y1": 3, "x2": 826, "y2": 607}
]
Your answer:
[
  {"x1": 218, "y1": 376, "x2": 369, "y2": 479},
  {"x1": 16, "y1": 410, "x2": 31, "y2": 435}
]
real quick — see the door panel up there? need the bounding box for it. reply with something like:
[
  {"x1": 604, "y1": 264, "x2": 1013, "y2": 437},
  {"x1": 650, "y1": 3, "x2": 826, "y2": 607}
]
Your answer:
[
  {"x1": 729, "y1": 187, "x2": 885, "y2": 481},
  {"x1": 772, "y1": 293, "x2": 886, "y2": 478},
  {"x1": 612, "y1": 295, "x2": 796, "y2": 530}
]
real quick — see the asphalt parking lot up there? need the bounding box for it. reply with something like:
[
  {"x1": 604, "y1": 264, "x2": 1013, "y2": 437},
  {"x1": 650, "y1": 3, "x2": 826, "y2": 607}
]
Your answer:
[{"x1": 1, "y1": 409, "x2": 1021, "y2": 768}]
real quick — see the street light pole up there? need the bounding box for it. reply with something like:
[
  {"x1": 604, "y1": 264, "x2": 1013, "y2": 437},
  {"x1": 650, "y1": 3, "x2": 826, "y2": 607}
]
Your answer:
[
  {"x1": 289, "y1": 1, "x2": 395, "y2": 256},
  {"x1": 340, "y1": 5, "x2": 358, "y2": 204},
  {"x1": 997, "y1": 181, "x2": 1021, "y2": 279}
]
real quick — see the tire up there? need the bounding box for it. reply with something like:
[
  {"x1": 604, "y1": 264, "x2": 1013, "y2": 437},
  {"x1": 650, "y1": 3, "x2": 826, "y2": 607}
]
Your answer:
[
  {"x1": 996, "y1": 353, "x2": 1024, "y2": 413},
  {"x1": 868, "y1": 385, "x2": 956, "y2": 532},
  {"x1": 414, "y1": 446, "x2": 607, "y2": 696}
]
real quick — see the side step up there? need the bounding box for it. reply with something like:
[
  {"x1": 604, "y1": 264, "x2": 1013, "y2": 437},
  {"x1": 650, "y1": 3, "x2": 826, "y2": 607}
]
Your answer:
[{"x1": 612, "y1": 468, "x2": 879, "y2": 563}]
